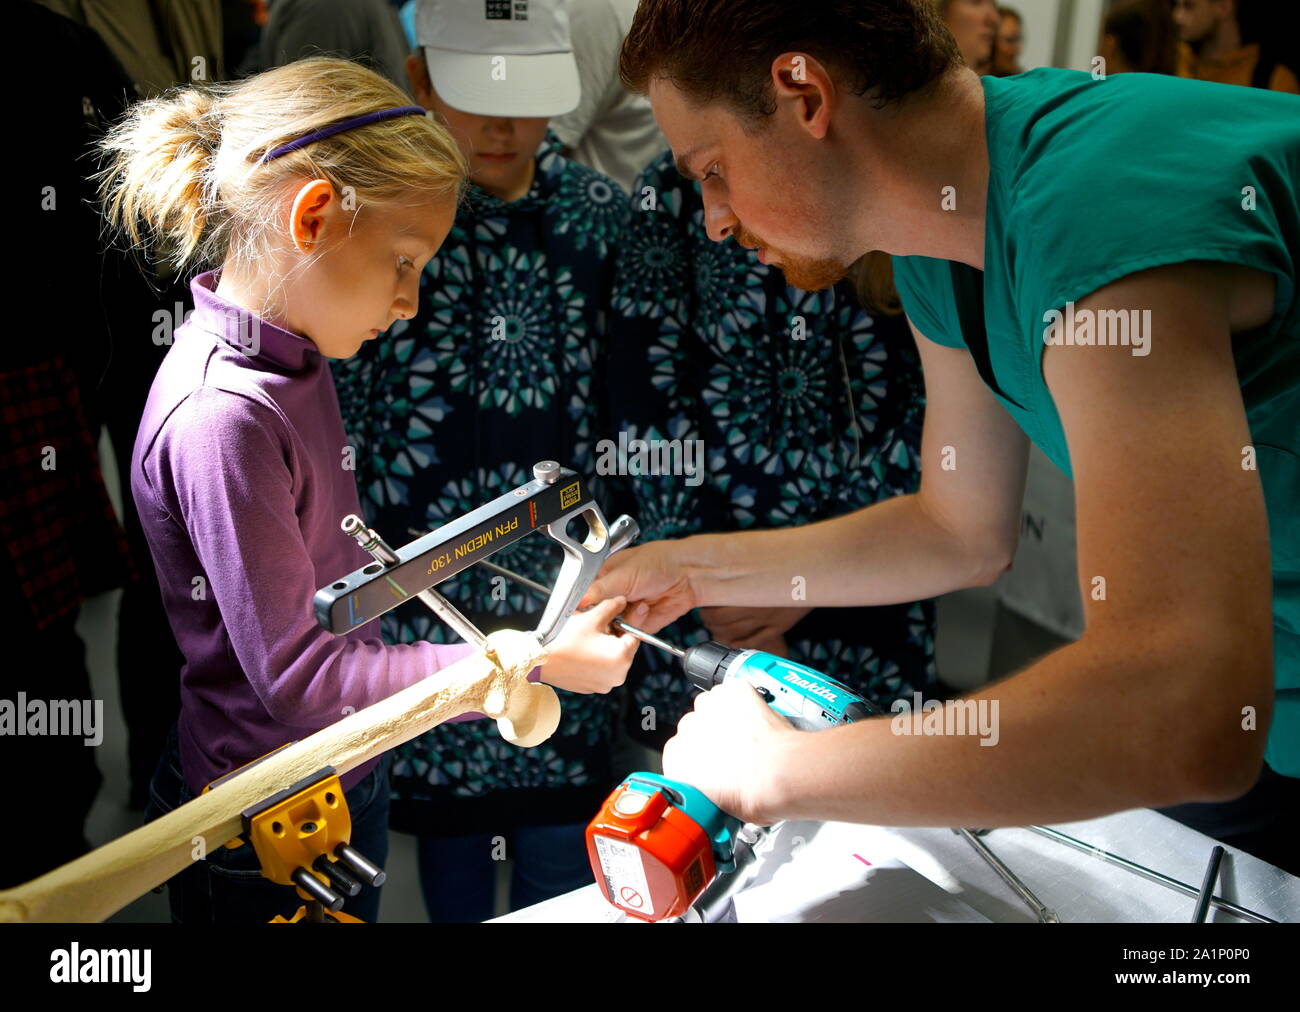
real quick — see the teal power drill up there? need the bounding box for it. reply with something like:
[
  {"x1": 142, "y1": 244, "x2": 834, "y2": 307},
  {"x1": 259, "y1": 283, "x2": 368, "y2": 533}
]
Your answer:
[
  {"x1": 469, "y1": 556, "x2": 880, "y2": 921},
  {"x1": 586, "y1": 620, "x2": 880, "y2": 922}
]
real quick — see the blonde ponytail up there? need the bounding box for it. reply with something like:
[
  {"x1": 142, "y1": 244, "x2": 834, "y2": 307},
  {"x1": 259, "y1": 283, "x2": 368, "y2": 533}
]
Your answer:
[
  {"x1": 96, "y1": 57, "x2": 468, "y2": 279},
  {"x1": 97, "y1": 87, "x2": 223, "y2": 274}
]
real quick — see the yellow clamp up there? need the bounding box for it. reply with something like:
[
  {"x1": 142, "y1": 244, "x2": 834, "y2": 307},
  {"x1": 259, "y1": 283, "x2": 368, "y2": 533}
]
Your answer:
[{"x1": 204, "y1": 746, "x2": 353, "y2": 896}]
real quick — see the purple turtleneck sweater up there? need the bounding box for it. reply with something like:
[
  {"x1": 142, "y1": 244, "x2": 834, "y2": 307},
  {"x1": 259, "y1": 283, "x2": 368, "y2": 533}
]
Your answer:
[{"x1": 131, "y1": 270, "x2": 488, "y2": 795}]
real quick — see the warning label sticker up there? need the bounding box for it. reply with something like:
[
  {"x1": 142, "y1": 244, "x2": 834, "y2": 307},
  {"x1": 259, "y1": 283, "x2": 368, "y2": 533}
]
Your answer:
[
  {"x1": 559, "y1": 480, "x2": 582, "y2": 510},
  {"x1": 593, "y1": 835, "x2": 654, "y2": 917}
]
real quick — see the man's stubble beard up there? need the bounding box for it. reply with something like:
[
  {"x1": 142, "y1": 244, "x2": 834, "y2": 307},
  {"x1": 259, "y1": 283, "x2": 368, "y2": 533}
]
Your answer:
[
  {"x1": 777, "y1": 254, "x2": 852, "y2": 291},
  {"x1": 734, "y1": 223, "x2": 850, "y2": 292}
]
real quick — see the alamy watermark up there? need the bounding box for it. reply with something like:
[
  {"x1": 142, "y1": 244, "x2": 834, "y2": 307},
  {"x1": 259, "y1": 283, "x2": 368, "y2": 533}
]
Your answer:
[
  {"x1": 50, "y1": 944, "x2": 150, "y2": 991},
  {"x1": 595, "y1": 432, "x2": 705, "y2": 487},
  {"x1": 890, "y1": 693, "x2": 1000, "y2": 746},
  {"x1": 153, "y1": 303, "x2": 261, "y2": 357},
  {"x1": 1043, "y1": 301, "x2": 1151, "y2": 357},
  {"x1": 0, "y1": 694, "x2": 103, "y2": 746}
]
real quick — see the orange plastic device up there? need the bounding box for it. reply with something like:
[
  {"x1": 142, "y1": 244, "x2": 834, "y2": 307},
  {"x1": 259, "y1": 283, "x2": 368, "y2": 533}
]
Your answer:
[
  {"x1": 205, "y1": 751, "x2": 371, "y2": 923},
  {"x1": 586, "y1": 784, "x2": 716, "y2": 922}
]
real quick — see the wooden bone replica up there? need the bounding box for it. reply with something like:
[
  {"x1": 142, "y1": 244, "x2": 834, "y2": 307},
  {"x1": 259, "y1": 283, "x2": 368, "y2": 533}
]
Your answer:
[{"x1": 0, "y1": 462, "x2": 637, "y2": 923}]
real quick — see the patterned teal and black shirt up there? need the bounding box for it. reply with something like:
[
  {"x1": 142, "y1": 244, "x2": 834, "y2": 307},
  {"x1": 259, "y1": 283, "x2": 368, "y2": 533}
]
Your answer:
[
  {"x1": 605, "y1": 150, "x2": 939, "y2": 748},
  {"x1": 333, "y1": 132, "x2": 633, "y2": 834}
]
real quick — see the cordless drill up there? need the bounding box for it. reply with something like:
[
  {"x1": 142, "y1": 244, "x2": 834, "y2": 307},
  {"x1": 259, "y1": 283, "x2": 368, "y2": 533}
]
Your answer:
[
  {"x1": 586, "y1": 625, "x2": 877, "y2": 921},
  {"x1": 462, "y1": 554, "x2": 878, "y2": 920}
]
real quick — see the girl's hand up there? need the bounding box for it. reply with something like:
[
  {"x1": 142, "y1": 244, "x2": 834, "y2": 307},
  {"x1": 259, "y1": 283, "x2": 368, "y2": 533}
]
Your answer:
[{"x1": 541, "y1": 597, "x2": 646, "y2": 694}]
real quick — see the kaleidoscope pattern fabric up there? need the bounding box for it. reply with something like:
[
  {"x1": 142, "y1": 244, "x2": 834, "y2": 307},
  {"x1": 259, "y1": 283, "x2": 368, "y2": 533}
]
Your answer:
[{"x1": 605, "y1": 151, "x2": 939, "y2": 747}]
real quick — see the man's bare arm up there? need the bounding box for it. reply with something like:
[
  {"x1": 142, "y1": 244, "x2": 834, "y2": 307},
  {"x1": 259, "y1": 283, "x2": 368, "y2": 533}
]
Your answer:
[
  {"x1": 758, "y1": 262, "x2": 1273, "y2": 825},
  {"x1": 584, "y1": 320, "x2": 1029, "y2": 628}
]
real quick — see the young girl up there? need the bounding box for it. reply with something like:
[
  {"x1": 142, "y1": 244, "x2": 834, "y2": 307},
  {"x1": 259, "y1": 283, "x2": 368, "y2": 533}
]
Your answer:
[{"x1": 95, "y1": 57, "x2": 639, "y2": 924}]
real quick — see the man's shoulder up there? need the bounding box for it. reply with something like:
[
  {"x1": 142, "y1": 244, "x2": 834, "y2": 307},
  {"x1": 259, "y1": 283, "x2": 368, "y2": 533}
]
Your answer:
[
  {"x1": 989, "y1": 65, "x2": 1295, "y2": 168},
  {"x1": 993, "y1": 67, "x2": 1298, "y2": 178},
  {"x1": 992, "y1": 70, "x2": 1299, "y2": 300}
]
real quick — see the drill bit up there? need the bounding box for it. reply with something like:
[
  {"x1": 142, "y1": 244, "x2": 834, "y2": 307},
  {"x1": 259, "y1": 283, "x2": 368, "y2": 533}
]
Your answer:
[
  {"x1": 609, "y1": 616, "x2": 684, "y2": 658},
  {"x1": 475, "y1": 557, "x2": 683, "y2": 656}
]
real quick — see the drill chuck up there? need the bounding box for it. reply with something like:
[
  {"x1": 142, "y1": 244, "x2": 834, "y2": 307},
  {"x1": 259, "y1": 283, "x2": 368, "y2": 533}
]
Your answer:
[{"x1": 680, "y1": 641, "x2": 743, "y2": 691}]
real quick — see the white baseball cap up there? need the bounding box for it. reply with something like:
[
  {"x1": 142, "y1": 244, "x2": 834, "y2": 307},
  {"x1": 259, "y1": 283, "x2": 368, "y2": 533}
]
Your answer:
[{"x1": 416, "y1": 0, "x2": 581, "y2": 118}]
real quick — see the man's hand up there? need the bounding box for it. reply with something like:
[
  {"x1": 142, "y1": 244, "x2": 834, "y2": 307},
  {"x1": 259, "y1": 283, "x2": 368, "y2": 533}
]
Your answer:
[
  {"x1": 697, "y1": 605, "x2": 813, "y2": 656},
  {"x1": 661, "y1": 679, "x2": 801, "y2": 825},
  {"x1": 580, "y1": 539, "x2": 699, "y2": 633}
]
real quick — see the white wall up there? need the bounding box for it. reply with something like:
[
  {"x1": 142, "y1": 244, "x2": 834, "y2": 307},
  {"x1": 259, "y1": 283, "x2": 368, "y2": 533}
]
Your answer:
[
  {"x1": 1015, "y1": 0, "x2": 1063, "y2": 69},
  {"x1": 1067, "y1": 0, "x2": 1109, "y2": 71},
  {"x1": 1010, "y1": 0, "x2": 1110, "y2": 71}
]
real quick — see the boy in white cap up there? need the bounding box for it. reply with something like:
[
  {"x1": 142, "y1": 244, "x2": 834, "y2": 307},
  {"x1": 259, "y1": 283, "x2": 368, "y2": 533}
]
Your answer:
[{"x1": 332, "y1": 0, "x2": 635, "y2": 922}]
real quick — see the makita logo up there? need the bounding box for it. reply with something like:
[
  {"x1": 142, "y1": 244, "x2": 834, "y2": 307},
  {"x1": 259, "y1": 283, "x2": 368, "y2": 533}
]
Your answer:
[{"x1": 783, "y1": 672, "x2": 838, "y2": 703}]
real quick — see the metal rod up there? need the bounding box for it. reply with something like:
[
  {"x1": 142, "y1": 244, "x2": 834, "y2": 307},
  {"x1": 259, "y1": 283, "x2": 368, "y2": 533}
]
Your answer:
[
  {"x1": 291, "y1": 867, "x2": 343, "y2": 911},
  {"x1": 313, "y1": 855, "x2": 362, "y2": 897},
  {"x1": 1023, "y1": 826, "x2": 1275, "y2": 923},
  {"x1": 609, "y1": 617, "x2": 685, "y2": 658},
  {"x1": 476, "y1": 557, "x2": 685, "y2": 658},
  {"x1": 414, "y1": 588, "x2": 494, "y2": 656},
  {"x1": 335, "y1": 843, "x2": 386, "y2": 888},
  {"x1": 955, "y1": 828, "x2": 1059, "y2": 923},
  {"x1": 479, "y1": 558, "x2": 551, "y2": 597},
  {"x1": 1191, "y1": 845, "x2": 1225, "y2": 923}
]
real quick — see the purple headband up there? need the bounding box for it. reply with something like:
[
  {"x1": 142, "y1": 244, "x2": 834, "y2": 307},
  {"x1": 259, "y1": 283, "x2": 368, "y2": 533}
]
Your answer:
[{"x1": 262, "y1": 105, "x2": 428, "y2": 162}]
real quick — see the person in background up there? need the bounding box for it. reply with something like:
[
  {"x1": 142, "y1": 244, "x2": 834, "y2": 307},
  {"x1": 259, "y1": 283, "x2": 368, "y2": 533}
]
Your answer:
[
  {"x1": 1173, "y1": 0, "x2": 1298, "y2": 93},
  {"x1": 35, "y1": 0, "x2": 226, "y2": 95},
  {"x1": 252, "y1": 0, "x2": 412, "y2": 93},
  {"x1": 992, "y1": 5, "x2": 1024, "y2": 76},
  {"x1": 935, "y1": 0, "x2": 1001, "y2": 74},
  {"x1": 397, "y1": 0, "x2": 666, "y2": 192},
  {"x1": 1099, "y1": 0, "x2": 1181, "y2": 76},
  {"x1": 34, "y1": 0, "x2": 223, "y2": 813},
  {"x1": 333, "y1": 0, "x2": 637, "y2": 923},
  {"x1": 550, "y1": 0, "x2": 668, "y2": 194},
  {"x1": 398, "y1": 0, "x2": 418, "y2": 46},
  {"x1": 3, "y1": 0, "x2": 144, "y2": 888},
  {"x1": 604, "y1": 151, "x2": 938, "y2": 767},
  {"x1": 223, "y1": 0, "x2": 267, "y2": 77}
]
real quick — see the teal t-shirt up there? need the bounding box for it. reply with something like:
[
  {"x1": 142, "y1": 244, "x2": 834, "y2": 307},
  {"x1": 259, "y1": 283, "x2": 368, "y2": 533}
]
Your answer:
[{"x1": 893, "y1": 68, "x2": 1300, "y2": 775}]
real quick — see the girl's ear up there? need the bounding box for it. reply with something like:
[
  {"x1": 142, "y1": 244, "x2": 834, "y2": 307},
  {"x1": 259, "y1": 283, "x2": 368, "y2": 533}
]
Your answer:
[{"x1": 287, "y1": 179, "x2": 336, "y2": 252}]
